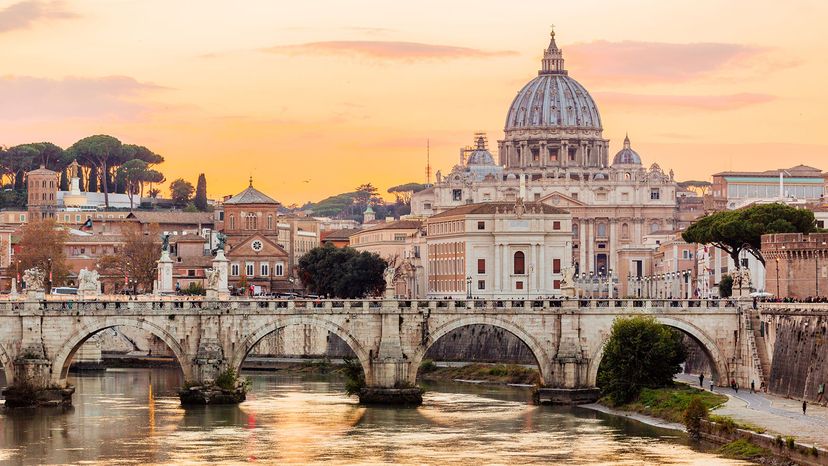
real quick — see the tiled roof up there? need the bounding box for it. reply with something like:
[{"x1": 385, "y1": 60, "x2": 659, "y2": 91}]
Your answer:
[
  {"x1": 430, "y1": 202, "x2": 568, "y2": 219},
  {"x1": 713, "y1": 165, "x2": 824, "y2": 177},
  {"x1": 224, "y1": 185, "x2": 279, "y2": 205},
  {"x1": 322, "y1": 228, "x2": 360, "y2": 241},
  {"x1": 127, "y1": 211, "x2": 214, "y2": 225}
]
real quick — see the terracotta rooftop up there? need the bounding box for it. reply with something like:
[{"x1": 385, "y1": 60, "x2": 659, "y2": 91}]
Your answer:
[
  {"x1": 322, "y1": 228, "x2": 361, "y2": 241},
  {"x1": 429, "y1": 202, "x2": 568, "y2": 219},
  {"x1": 126, "y1": 211, "x2": 214, "y2": 225},
  {"x1": 359, "y1": 220, "x2": 423, "y2": 233},
  {"x1": 224, "y1": 181, "x2": 279, "y2": 205}
]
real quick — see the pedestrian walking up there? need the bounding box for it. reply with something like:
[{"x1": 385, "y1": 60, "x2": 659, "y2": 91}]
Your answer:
[
  {"x1": 710, "y1": 378, "x2": 714, "y2": 392},
  {"x1": 750, "y1": 380, "x2": 755, "y2": 393},
  {"x1": 699, "y1": 373, "x2": 705, "y2": 388},
  {"x1": 803, "y1": 400, "x2": 807, "y2": 415}
]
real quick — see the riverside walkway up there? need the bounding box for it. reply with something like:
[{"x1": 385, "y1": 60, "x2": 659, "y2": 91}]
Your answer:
[{"x1": 676, "y1": 373, "x2": 828, "y2": 448}]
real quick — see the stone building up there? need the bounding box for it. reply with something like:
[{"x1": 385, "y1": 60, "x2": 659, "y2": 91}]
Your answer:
[
  {"x1": 26, "y1": 165, "x2": 59, "y2": 220},
  {"x1": 712, "y1": 165, "x2": 825, "y2": 210},
  {"x1": 425, "y1": 201, "x2": 571, "y2": 299},
  {"x1": 349, "y1": 220, "x2": 424, "y2": 297},
  {"x1": 412, "y1": 30, "x2": 680, "y2": 282},
  {"x1": 763, "y1": 232, "x2": 828, "y2": 299}
]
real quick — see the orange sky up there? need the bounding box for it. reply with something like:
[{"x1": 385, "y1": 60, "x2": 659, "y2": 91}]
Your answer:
[{"x1": 2, "y1": 0, "x2": 827, "y2": 204}]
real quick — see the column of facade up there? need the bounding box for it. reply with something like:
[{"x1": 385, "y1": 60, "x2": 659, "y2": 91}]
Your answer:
[
  {"x1": 584, "y1": 220, "x2": 593, "y2": 274},
  {"x1": 494, "y1": 243, "x2": 501, "y2": 292},
  {"x1": 502, "y1": 244, "x2": 509, "y2": 291},
  {"x1": 578, "y1": 219, "x2": 587, "y2": 274},
  {"x1": 539, "y1": 141, "x2": 547, "y2": 168},
  {"x1": 520, "y1": 141, "x2": 528, "y2": 168},
  {"x1": 609, "y1": 219, "x2": 618, "y2": 273},
  {"x1": 561, "y1": 140, "x2": 568, "y2": 168},
  {"x1": 538, "y1": 242, "x2": 546, "y2": 292}
]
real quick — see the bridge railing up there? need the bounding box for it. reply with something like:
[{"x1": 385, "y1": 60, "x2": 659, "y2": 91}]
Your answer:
[{"x1": 0, "y1": 295, "x2": 743, "y2": 314}]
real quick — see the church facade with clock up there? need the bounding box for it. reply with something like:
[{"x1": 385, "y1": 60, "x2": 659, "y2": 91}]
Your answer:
[
  {"x1": 220, "y1": 180, "x2": 290, "y2": 294},
  {"x1": 412, "y1": 30, "x2": 681, "y2": 287}
]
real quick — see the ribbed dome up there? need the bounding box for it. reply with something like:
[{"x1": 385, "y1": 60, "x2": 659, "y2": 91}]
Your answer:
[
  {"x1": 612, "y1": 134, "x2": 642, "y2": 165},
  {"x1": 504, "y1": 30, "x2": 602, "y2": 132},
  {"x1": 467, "y1": 135, "x2": 495, "y2": 165}
]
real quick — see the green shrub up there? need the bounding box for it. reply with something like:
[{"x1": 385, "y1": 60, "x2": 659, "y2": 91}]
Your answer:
[
  {"x1": 215, "y1": 368, "x2": 239, "y2": 390},
  {"x1": 343, "y1": 357, "x2": 365, "y2": 396},
  {"x1": 811, "y1": 446, "x2": 819, "y2": 457},
  {"x1": 683, "y1": 397, "x2": 707, "y2": 440},
  {"x1": 419, "y1": 359, "x2": 437, "y2": 373},
  {"x1": 774, "y1": 435, "x2": 784, "y2": 448},
  {"x1": 786, "y1": 437, "x2": 795, "y2": 449},
  {"x1": 488, "y1": 365, "x2": 508, "y2": 377}
]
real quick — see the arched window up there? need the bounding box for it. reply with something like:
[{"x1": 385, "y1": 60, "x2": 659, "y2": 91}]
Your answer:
[
  {"x1": 597, "y1": 223, "x2": 607, "y2": 237},
  {"x1": 513, "y1": 251, "x2": 525, "y2": 275},
  {"x1": 229, "y1": 215, "x2": 235, "y2": 230},
  {"x1": 573, "y1": 222, "x2": 579, "y2": 237},
  {"x1": 621, "y1": 223, "x2": 630, "y2": 239},
  {"x1": 267, "y1": 214, "x2": 273, "y2": 230},
  {"x1": 650, "y1": 221, "x2": 660, "y2": 233},
  {"x1": 246, "y1": 213, "x2": 257, "y2": 230},
  {"x1": 624, "y1": 172, "x2": 631, "y2": 181}
]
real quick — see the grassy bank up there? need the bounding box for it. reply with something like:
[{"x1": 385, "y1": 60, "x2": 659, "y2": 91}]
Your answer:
[
  {"x1": 718, "y1": 439, "x2": 771, "y2": 461},
  {"x1": 601, "y1": 382, "x2": 727, "y2": 424},
  {"x1": 418, "y1": 361, "x2": 540, "y2": 385}
]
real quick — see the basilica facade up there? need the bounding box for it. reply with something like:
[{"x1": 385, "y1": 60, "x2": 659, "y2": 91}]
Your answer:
[{"x1": 412, "y1": 30, "x2": 680, "y2": 284}]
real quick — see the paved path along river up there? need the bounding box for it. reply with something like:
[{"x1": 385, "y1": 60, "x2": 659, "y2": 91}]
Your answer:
[{"x1": 677, "y1": 373, "x2": 828, "y2": 448}]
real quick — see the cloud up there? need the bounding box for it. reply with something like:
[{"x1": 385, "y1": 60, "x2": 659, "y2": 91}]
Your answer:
[
  {"x1": 594, "y1": 91, "x2": 775, "y2": 111},
  {"x1": 262, "y1": 40, "x2": 517, "y2": 62},
  {"x1": 0, "y1": 75, "x2": 165, "y2": 120},
  {"x1": 0, "y1": 0, "x2": 76, "y2": 33},
  {"x1": 566, "y1": 41, "x2": 767, "y2": 83}
]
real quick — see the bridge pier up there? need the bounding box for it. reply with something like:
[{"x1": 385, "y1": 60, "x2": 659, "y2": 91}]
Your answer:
[
  {"x1": 179, "y1": 339, "x2": 246, "y2": 406},
  {"x1": 359, "y1": 313, "x2": 423, "y2": 406},
  {"x1": 2, "y1": 357, "x2": 74, "y2": 408}
]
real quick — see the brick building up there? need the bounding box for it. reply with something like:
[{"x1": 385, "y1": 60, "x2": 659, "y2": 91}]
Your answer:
[{"x1": 763, "y1": 232, "x2": 828, "y2": 299}]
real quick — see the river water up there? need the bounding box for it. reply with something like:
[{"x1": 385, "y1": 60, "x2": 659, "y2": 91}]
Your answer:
[{"x1": 0, "y1": 368, "x2": 748, "y2": 465}]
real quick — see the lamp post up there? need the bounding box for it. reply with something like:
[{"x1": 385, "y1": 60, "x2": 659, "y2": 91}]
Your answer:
[
  {"x1": 466, "y1": 276, "x2": 472, "y2": 299},
  {"x1": 608, "y1": 268, "x2": 613, "y2": 299},
  {"x1": 47, "y1": 257, "x2": 52, "y2": 293}
]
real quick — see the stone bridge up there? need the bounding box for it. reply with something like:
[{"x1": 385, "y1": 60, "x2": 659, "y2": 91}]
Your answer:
[{"x1": 0, "y1": 297, "x2": 754, "y2": 405}]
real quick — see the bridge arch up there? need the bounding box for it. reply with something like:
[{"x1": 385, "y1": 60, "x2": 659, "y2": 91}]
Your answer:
[
  {"x1": 408, "y1": 315, "x2": 552, "y2": 385},
  {"x1": 232, "y1": 315, "x2": 372, "y2": 384},
  {"x1": 587, "y1": 316, "x2": 728, "y2": 387},
  {"x1": 51, "y1": 317, "x2": 191, "y2": 385}
]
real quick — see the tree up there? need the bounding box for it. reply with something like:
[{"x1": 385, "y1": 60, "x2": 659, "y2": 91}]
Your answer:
[
  {"x1": 115, "y1": 159, "x2": 162, "y2": 210},
  {"x1": 719, "y1": 274, "x2": 733, "y2": 298},
  {"x1": 97, "y1": 225, "x2": 161, "y2": 292},
  {"x1": 683, "y1": 397, "x2": 708, "y2": 441},
  {"x1": 12, "y1": 219, "x2": 69, "y2": 287},
  {"x1": 387, "y1": 182, "x2": 429, "y2": 205},
  {"x1": 68, "y1": 135, "x2": 124, "y2": 208},
  {"x1": 298, "y1": 244, "x2": 387, "y2": 298},
  {"x1": 597, "y1": 316, "x2": 687, "y2": 405},
  {"x1": 682, "y1": 203, "x2": 816, "y2": 266},
  {"x1": 169, "y1": 178, "x2": 194, "y2": 208},
  {"x1": 194, "y1": 173, "x2": 208, "y2": 211}
]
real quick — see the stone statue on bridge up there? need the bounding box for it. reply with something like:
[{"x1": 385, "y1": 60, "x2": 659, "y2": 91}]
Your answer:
[
  {"x1": 206, "y1": 267, "x2": 220, "y2": 291},
  {"x1": 77, "y1": 268, "x2": 101, "y2": 297},
  {"x1": 215, "y1": 232, "x2": 226, "y2": 252},
  {"x1": 23, "y1": 267, "x2": 45, "y2": 292},
  {"x1": 160, "y1": 233, "x2": 170, "y2": 253}
]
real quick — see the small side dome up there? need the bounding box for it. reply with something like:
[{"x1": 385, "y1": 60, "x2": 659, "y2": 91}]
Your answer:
[
  {"x1": 612, "y1": 133, "x2": 642, "y2": 166},
  {"x1": 506, "y1": 173, "x2": 517, "y2": 181},
  {"x1": 467, "y1": 135, "x2": 496, "y2": 166}
]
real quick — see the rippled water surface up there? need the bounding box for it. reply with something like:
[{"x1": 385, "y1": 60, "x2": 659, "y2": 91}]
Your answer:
[{"x1": 0, "y1": 368, "x2": 748, "y2": 465}]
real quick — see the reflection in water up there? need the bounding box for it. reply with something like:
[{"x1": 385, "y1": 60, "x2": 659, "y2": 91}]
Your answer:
[{"x1": 0, "y1": 369, "x2": 748, "y2": 465}]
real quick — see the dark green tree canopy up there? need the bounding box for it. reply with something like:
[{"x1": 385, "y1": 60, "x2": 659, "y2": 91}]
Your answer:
[
  {"x1": 169, "y1": 178, "x2": 195, "y2": 208},
  {"x1": 682, "y1": 203, "x2": 816, "y2": 265},
  {"x1": 194, "y1": 173, "x2": 208, "y2": 211},
  {"x1": 298, "y1": 244, "x2": 387, "y2": 298},
  {"x1": 597, "y1": 316, "x2": 687, "y2": 405}
]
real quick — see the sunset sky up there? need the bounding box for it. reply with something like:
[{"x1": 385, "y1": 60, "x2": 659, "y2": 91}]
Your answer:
[{"x1": 2, "y1": 0, "x2": 827, "y2": 205}]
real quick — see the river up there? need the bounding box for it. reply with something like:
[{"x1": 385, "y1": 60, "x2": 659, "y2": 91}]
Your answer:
[{"x1": 0, "y1": 368, "x2": 748, "y2": 465}]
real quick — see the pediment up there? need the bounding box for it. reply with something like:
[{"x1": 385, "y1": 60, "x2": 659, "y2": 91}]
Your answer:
[
  {"x1": 227, "y1": 233, "x2": 288, "y2": 258},
  {"x1": 539, "y1": 192, "x2": 586, "y2": 208}
]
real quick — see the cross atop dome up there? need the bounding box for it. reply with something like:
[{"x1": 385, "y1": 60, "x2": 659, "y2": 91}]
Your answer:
[
  {"x1": 624, "y1": 132, "x2": 631, "y2": 149},
  {"x1": 540, "y1": 27, "x2": 566, "y2": 75}
]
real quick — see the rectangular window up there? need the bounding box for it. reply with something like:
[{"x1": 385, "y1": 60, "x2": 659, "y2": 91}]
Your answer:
[
  {"x1": 515, "y1": 281, "x2": 524, "y2": 290},
  {"x1": 650, "y1": 188, "x2": 661, "y2": 200},
  {"x1": 246, "y1": 262, "x2": 254, "y2": 277},
  {"x1": 187, "y1": 269, "x2": 195, "y2": 277},
  {"x1": 452, "y1": 189, "x2": 462, "y2": 201},
  {"x1": 261, "y1": 263, "x2": 270, "y2": 276},
  {"x1": 553, "y1": 279, "x2": 561, "y2": 289},
  {"x1": 231, "y1": 263, "x2": 240, "y2": 276},
  {"x1": 394, "y1": 233, "x2": 406, "y2": 241},
  {"x1": 477, "y1": 258, "x2": 486, "y2": 274},
  {"x1": 477, "y1": 221, "x2": 485, "y2": 230},
  {"x1": 477, "y1": 280, "x2": 485, "y2": 290},
  {"x1": 275, "y1": 262, "x2": 284, "y2": 276},
  {"x1": 553, "y1": 259, "x2": 561, "y2": 274},
  {"x1": 423, "y1": 202, "x2": 432, "y2": 210},
  {"x1": 553, "y1": 221, "x2": 561, "y2": 230}
]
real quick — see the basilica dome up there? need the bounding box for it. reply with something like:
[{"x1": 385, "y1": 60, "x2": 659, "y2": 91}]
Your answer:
[
  {"x1": 467, "y1": 135, "x2": 496, "y2": 165},
  {"x1": 612, "y1": 134, "x2": 642, "y2": 165},
  {"x1": 504, "y1": 31, "x2": 602, "y2": 132}
]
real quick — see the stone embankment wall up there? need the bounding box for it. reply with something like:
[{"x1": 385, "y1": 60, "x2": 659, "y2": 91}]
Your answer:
[{"x1": 760, "y1": 306, "x2": 828, "y2": 403}]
